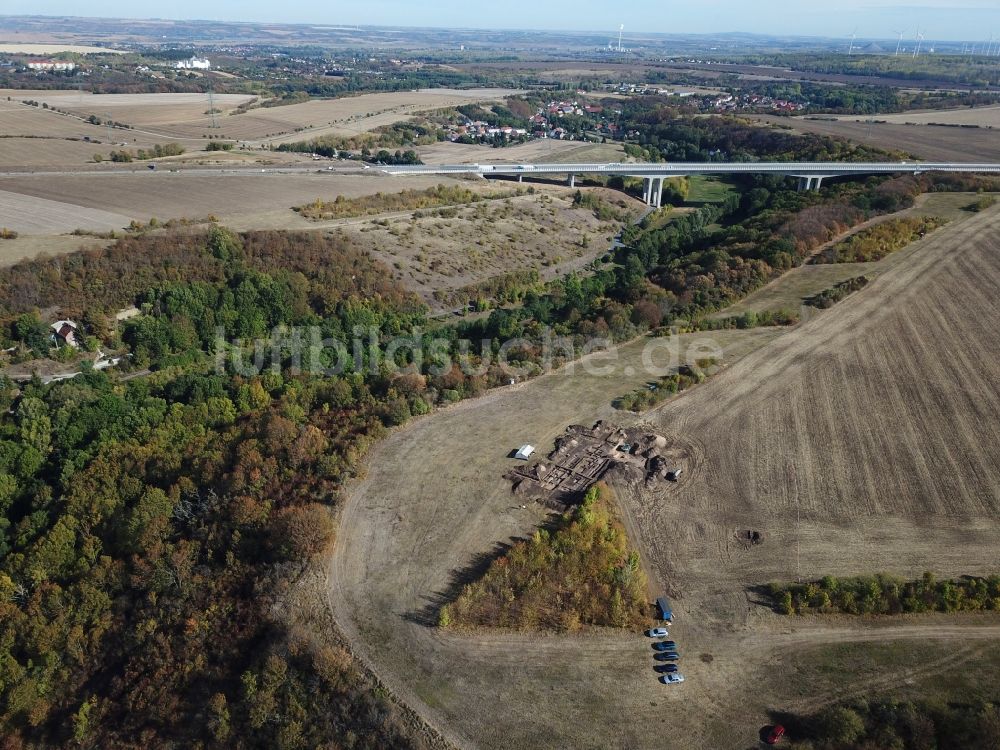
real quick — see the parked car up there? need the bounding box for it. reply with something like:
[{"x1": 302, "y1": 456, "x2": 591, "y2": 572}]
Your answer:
[
  {"x1": 652, "y1": 640, "x2": 678, "y2": 651},
  {"x1": 765, "y1": 725, "x2": 786, "y2": 745},
  {"x1": 654, "y1": 664, "x2": 679, "y2": 674},
  {"x1": 646, "y1": 627, "x2": 669, "y2": 638},
  {"x1": 659, "y1": 673, "x2": 685, "y2": 684},
  {"x1": 654, "y1": 652, "x2": 680, "y2": 662},
  {"x1": 656, "y1": 596, "x2": 673, "y2": 623}
]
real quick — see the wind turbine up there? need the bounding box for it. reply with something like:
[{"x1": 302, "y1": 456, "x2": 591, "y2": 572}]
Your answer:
[
  {"x1": 893, "y1": 30, "x2": 905, "y2": 56},
  {"x1": 912, "y1": 30, "x2": 924, "y2": 59}
]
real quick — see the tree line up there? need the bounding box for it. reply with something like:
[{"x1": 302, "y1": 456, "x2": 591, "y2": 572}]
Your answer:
[{"x1": 768, "y1": 572, "x2": 1000, "y2": 615}]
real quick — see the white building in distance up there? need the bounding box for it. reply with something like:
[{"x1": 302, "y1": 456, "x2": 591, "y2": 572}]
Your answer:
[
  {"x1": 175, "y1": 57, "x2": 211, "y2": 70},
  {"x1": 27, "y1": 60, "x2": 76, "y2": 72}
]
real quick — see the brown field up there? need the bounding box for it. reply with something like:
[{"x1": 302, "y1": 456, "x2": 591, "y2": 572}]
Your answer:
[
  {"x1": 0, "y1": 97, "x2": 192, "y2": 166},
  {"x1": 0, "y1": 89, "x2": 520, "y2": 147},
  {"x1": 0, "y1": 137, "x2": 118, "y2": 168},
  {"x1": 0, "y1": 188, "x2": 133, "y2": 234},
  {"x1": 755, "y1": 114, "x2": 1000, "y2": 162},
  {"x1": 232, "y1": 89, "x2": 521, "y2": 146},
  {"x1": 418, "y1": 138, "x2": 627, "y2": 165},
  {"x1": 0, "y1": 43, "x2": 123, "y2": 54},
  {"x1": 0, "y1": 234, "x2": 111, "y2": 267},
  {"x1": 335, "y1": 187, "x2": 640, "y2": 305},
  {"x1": 0, "y1": 172, "x2": 462, "y2": 235},
  {"x1": 0, "y1": 91, "x2": 256, "y2": 145},
  {"x1": 835, "y1": 105, "x2": 1000, "y2": 128},
  {"x1": 324, "y1": 204, "x2": 1000, "y2": 749},
  {"x1": 1, "y1": 97, "x2": 111, "y2": 138}
]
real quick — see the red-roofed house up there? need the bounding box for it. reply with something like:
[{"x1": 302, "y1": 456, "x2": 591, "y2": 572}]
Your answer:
[{"x1": 50, "y1": 319, "x2": 80, "y2": 348}]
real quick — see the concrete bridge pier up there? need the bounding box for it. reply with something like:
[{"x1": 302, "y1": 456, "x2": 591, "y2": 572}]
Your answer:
[
  {"x1": 568, "y1": 174, "x2": 576, "y2": 188},
  {"x1": 795, "y1": 175, "x2": 825, "y2": 192},
  {"x1": 641, "y1": 176, "x2": 669, "y2": 208}
]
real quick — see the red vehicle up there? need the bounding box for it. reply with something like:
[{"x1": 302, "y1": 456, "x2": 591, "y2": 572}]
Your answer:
[{"x1": 764, "y1": 725, "x2": 786, "y2": 745}]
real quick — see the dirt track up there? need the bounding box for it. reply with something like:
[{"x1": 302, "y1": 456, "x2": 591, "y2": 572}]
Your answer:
[{"x1": 326, "y1": 205, "x2": 1000, "y2": 748}]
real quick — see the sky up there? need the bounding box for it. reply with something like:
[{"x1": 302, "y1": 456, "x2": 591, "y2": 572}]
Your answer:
[{"x1": 4, "y1": 1, "x2": 1000, "y2": 42}]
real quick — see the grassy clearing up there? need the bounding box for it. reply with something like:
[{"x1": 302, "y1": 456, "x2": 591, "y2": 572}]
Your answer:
[
  {"x1": 914, "y1": 191, "x2": 1000, "y2": 219},
  {"x1": 294, "y1": 184, "x2": 521, "y2": 221},
  {"x1": 813, "y1": 215, "x2": 947, "y2": 263},
  {"x1": 769, "y1": 637, "x2": 1000, "y2": 718},
  {"x1": 687, "y1": 175, "x2": 736, "y2": 204},
  {"x1": 440, "y1": 483, "x2": 648, "y2": 632},
  {"x1": 614, "y1": 359, "x2": 716, "y2": 412}
]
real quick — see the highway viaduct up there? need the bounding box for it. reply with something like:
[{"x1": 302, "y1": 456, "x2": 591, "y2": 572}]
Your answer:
[{"x1": 382, "y1": 161, "x2": 1000, "y2": 207}]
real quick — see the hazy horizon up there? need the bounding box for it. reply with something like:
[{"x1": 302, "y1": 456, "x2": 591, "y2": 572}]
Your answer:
[{"x1": 2, "y1": 2, "x2": 1000, "y2": 43}]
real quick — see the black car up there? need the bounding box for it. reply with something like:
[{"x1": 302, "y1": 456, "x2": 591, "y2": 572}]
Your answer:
[
  {"x1": 652, "y1": 641, "x2": 678, "y2": 651},
  {"x1": 654, "y1": 664, "x2": 679, "y2": 674},
  {"x1": 654, "y1": 651, "x2": 680, "y2": 662}
]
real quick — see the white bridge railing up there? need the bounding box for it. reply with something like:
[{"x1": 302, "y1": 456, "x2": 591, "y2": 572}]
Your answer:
[{"x1": 383, "y1": 161, "x2": 1000, "y2": 205}]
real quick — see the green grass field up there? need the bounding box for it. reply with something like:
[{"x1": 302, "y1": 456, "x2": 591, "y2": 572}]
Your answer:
[
  {"x1": 774, "y1": 634, "x2": 1000, "y2": 709},
  {"x1": 687, "y1": 175, "x2": 736, "y2": 204}
]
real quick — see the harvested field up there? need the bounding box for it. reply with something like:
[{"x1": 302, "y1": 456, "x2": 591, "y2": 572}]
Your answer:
[
  {"x1": 0, "y1": 137, "x2": 114, "y2": 168},
  {"x1": 754, "y1": 114, "x2": 1000, "y2": 162},
  {"x1": 0, "y1": 43, "x2": 123, "y2": 54},
  {"x1": 3, "y1": 91, "x2": 257, "y2": 144},
  {"x1": 0, "y1": 98, "x2": 189, "y2": 165},
  {"x1": 0, "y1": 188, "x2": 132, "y2": 234},
  {"x1": 326, "y1": 204, "x2": 1000, "y2": 749},
  {"x1": 0, "y1": 98, "x2": 111, "y2": 138},
  {"x1": 7, "y1": 92, "x2": 253, "y2": 110},
  {"x1": 0, "y1": 234, "x2": 111, "y2": 267},
  {"x1": 1, "y1": 89, "x2": 522, "y2": 144},
  {"x1": 418, "y1": 139, "x2": 627, "y2": 165},
  {"x1": 0, "y1": 172, "x2": 461, "y2": 236},
  {"x1": 251, "y1": 89, "x2": 521, "y2": 146},
  {"x1": 835, "y1": 105, "x2": 1000, "y2": 128}
]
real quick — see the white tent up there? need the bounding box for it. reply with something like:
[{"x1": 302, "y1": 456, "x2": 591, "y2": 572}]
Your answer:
[{"x1": 514, "y1": 444, "x2": 535, "y2": 460}]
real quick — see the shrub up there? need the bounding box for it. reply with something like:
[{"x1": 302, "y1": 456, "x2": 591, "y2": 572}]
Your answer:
[
  {"x1": 966, "y1": 195, "x2": 998, "y2": 212},
  {"x1": 294, "y1": 185, "x2": 521, "y2": 221},
  {"x1": 814, "y1": 216, "x2": 947, "y2": 263},
  {"x1": 768, "y1": 572, "x2": 1000, "y2": 615},
  {"x1": 804, "y1": 275, "x2": 870, "y2": 308},
  {"x1": 442, "y1": 484, "x2": 648, "y2": 631}
]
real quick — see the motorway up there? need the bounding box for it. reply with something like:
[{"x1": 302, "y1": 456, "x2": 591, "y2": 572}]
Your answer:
[
  {"x1": 4, "y1": 160, "x2": 1000, "y2": 181},
  {"x1": 383, "y1": 160, "x2": 1000, "y2": 179},
  {"x1": 3, "y1": 159, "x2": 999, "y2": 208},
  {"x1": 383, "y1": 160, "x2": 1000, "y2": 205}
]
